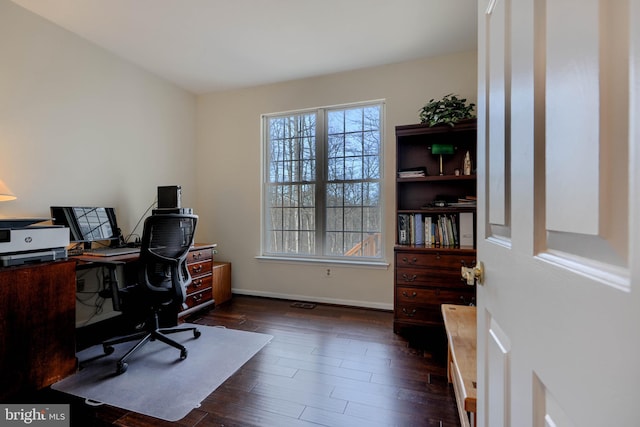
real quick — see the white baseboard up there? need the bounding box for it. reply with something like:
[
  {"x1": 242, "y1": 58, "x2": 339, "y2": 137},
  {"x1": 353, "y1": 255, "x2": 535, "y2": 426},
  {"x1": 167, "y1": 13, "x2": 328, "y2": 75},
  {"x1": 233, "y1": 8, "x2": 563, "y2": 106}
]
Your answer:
[{"x1": 231, "y1": 288, "x2": 393, "y2": 311}]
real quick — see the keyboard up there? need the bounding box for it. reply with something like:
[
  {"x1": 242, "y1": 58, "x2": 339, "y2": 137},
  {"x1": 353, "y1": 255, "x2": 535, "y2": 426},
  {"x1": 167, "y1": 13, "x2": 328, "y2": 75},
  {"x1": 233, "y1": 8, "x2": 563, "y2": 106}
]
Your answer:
[{"x1": 83, "y1": 247, "x2": 140, "y2": 257}]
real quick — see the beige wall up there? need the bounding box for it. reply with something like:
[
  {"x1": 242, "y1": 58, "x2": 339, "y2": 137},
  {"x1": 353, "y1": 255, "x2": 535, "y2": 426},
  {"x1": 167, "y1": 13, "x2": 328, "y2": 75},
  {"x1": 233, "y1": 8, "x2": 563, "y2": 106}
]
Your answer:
[
  {"x1": 0, "y1": 0, "x2": 197, "y2": 237},
  {"x1": 196, "y1": 51, "x2": 477, "y2": 309}
]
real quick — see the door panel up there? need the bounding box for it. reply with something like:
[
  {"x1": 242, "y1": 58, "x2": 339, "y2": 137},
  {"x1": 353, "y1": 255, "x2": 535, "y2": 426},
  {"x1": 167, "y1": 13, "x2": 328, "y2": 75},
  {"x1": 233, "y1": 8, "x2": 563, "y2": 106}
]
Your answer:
[
  {"x1": 486, "y1": 315, "x2": 510, "y2": 427},
  {"x1": 542, "y1": 0, "x2": 630, "y2": 287},
  {"x1": 477, "y1": 1, "x2": 639, "y2": 426},
  {"x1": 545, "y1": 0, "x2": 600, "y2": 236},
  {"x1": 485, "y1": 0, "x2": 511, "y2": 240},
  {"x1": 533, "y1": 374, "x2": 577, "y2": 427},
  {"x1": 487, "y1": 0, "x2": 509, "y2": 229}
]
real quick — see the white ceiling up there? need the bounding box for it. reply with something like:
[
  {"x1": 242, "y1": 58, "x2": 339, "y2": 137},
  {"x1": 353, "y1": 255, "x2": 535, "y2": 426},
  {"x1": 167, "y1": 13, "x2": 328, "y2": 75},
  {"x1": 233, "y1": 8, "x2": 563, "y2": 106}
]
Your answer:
[{"x1": 11, "y1": 0, "x2": 477, "y2": 94}]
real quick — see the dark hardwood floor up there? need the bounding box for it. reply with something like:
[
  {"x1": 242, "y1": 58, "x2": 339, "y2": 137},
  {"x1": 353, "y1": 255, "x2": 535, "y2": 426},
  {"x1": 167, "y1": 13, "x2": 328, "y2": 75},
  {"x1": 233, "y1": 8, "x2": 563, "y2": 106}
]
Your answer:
[{"x1": 28, "y1": 295, "x2": 461, "y2": 427}]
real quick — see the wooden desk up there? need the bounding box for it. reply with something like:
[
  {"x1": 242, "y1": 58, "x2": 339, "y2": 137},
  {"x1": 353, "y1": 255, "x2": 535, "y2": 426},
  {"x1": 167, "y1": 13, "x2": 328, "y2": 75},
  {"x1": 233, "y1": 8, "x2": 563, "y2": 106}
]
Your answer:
[
  {"x1": 442, "y1": 304, "x2": 477, "y2": 427},
  {"x1": 74, "y1": 243, "x2": 229, "y2": 318},
  {"x1": 0, "y1": 260, "x2": 77, "y2": 399}
]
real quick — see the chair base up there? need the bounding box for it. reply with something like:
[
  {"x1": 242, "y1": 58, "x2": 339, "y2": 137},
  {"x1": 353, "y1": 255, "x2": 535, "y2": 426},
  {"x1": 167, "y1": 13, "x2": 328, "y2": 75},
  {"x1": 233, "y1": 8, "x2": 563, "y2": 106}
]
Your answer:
[{"x1": 102, "y1": 316, "x2": 201, "y2": 374}]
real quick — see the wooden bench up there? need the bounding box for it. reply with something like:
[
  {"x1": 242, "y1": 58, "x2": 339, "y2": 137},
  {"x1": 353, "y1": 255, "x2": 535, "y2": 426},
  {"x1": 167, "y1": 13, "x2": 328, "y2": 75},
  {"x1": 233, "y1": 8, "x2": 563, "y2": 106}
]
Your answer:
[{"x1": 442, "y1": 304, "x2": 477, "y2": 427}]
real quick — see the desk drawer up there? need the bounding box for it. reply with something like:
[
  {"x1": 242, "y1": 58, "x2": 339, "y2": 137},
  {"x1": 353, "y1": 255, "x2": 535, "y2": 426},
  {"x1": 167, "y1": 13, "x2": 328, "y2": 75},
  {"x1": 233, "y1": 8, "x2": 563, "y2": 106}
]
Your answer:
[
  {"x1": 187, "y1": 247, "x2": 213, "y2": 264},
  {"x1": 188, "y1": 260, "x2": 212, "y2": 278},
  {"x1": 184, "y1": 287, "x2": 213, "y2": 310},
  {"x1": 185, "y1": 273, "x2": 212, "y2": 295}
]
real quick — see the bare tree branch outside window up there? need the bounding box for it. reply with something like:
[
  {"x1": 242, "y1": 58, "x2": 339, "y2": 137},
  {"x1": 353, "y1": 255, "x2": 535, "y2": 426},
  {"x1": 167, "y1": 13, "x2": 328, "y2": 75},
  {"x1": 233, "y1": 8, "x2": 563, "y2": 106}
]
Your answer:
[{"x1": 263, "y1": 102, "x2": 383, "y2": 260}]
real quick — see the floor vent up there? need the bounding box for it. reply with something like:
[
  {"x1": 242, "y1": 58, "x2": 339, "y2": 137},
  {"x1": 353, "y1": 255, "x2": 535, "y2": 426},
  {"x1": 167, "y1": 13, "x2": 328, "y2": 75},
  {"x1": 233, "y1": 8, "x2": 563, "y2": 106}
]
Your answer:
[{"x1": 290, "y1": 302, "x2": 316, "y2": 309}]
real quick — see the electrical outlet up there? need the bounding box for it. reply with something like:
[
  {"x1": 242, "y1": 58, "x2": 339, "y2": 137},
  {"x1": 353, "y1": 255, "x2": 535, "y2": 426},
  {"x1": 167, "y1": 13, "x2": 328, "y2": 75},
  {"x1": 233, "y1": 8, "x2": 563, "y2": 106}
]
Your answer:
[{"x1": 324, "y1": 268, "x2": 332, "y2": 279}]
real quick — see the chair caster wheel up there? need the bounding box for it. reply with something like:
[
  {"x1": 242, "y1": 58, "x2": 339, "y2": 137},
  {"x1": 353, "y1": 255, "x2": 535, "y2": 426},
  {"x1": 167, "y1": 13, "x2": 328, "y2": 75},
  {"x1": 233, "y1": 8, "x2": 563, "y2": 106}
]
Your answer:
[
  {"x1": 194, "y1": 330, "x2": 201, "y2": 339},
  {"x1": 180, "y1": 349, "x2": 188, "y2": 360},
  {"x1": 116, "y1": 362, "x2": 128, "y2": 375},
  {"x1": 104, "y1": 346, "x2": 114, "y2": 355}
]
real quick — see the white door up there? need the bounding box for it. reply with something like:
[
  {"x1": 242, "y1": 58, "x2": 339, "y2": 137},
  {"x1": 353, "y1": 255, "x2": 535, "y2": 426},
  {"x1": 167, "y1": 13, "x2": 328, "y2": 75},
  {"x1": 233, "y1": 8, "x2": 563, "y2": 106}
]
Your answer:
[{"x1": 476, "y1": 1, "x2": 640, "y2": 426}]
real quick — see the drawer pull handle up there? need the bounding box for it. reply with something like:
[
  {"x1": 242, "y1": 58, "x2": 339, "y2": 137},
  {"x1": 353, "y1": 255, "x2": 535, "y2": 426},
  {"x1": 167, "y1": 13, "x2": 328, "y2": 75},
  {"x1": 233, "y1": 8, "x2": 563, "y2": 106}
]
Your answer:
[
  {"x1": 192, "y1": 265, "x2": 203, "y2": 274},
  {"x1": 402, "y1": 291, "x2": 418, "y2": 299},
  {"x1": 402, "y1": 308, "x2": 417, "y2": 317},
  {"x1": 401, "y1": 273, "x2": 417, "y2": 282},
  {"x1": 193, "y1": 279, "x2": 203, "y2": 288},
  {"x1": 401, "y1": 257, "x2": 418, "y2": 265},
  {"x1": 192, "y1": 252, "x2": 203, "y2": 260},
  {"x1": 435, "y1": 252, "x2": 441, "y2": 260}
]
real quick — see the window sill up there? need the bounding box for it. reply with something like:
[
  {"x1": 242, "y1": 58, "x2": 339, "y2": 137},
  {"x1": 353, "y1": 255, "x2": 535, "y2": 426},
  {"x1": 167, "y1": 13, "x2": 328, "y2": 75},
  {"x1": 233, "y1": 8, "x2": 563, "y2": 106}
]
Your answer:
[{"x1": 255, "y1": 255, "x2": 389, "y2": 269}]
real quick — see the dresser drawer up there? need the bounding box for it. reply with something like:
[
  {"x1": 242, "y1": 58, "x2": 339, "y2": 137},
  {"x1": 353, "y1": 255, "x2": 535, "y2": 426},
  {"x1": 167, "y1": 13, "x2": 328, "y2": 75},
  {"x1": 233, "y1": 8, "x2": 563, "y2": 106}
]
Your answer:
[
  {"x1": 395, "y1": 304, "x2": 443, "y2": 325},
  {"x1": 396, "y1": 286, "x2": 473, "y2": 305},
  {"x1": 396, "y1": 267, "x2": 468, "y2": 289},
  {"x1": 396, "y1": 251, "x2": 475, "y2": 270},
  {"x1": 187, "y1": 260, "x2": 212, "y2": 278},
  {"x1": 187, "y1": 247, "x2": 213, "y2": 264}
]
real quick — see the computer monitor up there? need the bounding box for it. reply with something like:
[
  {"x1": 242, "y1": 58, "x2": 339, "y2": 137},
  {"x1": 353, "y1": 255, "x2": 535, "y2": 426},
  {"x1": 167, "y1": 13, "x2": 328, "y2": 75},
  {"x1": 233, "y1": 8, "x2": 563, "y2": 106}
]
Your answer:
[{"x1": 50, "y1": 206, "x2": 122, "y2": 248}]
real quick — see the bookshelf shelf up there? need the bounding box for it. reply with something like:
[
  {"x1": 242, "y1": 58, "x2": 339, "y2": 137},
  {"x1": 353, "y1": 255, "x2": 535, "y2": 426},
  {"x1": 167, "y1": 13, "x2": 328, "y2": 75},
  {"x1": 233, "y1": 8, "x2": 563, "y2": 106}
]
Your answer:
[
  {"x1": 398, "y1": 207, "x2": 476, "y2": 214},
  {"x1": 397, "y1": 174, "x2": 476, "y2": 183},
  {"x1": 394, "y1": 119, "x2": 477, "y2": 336}
]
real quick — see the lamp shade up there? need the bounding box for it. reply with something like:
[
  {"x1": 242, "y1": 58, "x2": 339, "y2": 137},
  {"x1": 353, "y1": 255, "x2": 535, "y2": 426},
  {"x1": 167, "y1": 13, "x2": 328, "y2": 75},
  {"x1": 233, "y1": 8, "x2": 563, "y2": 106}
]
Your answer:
[
  {"x1": 0, "y1": 179, "x2": 17, "y2": 201},
  {"x1": 431, "y1": 143, "x2": 455, "y2": 155}
]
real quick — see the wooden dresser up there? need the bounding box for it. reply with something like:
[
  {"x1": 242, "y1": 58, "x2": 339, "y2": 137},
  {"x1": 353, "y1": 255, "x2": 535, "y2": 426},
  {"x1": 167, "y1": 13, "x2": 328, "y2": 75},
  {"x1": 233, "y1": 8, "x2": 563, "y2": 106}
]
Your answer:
[
  {"x1": 394, "y1": 248, "x2": 475, "y2": 333},
  {"x1": 0, "y1": 260, "x2": 77, "y2": 399}
]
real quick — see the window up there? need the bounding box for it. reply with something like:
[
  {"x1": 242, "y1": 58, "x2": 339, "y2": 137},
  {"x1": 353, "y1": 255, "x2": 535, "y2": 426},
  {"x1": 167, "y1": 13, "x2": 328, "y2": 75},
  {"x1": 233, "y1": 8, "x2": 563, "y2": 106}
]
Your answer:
[{"x1": 262, "y1": 101, "x2": 384, "y2": 262}]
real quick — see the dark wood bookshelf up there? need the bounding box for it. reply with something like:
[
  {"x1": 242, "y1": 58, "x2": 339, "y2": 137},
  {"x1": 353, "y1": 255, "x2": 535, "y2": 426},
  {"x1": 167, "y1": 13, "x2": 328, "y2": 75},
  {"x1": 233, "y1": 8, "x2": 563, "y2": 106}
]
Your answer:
[{"x1": 394, "y1": 119, "x2": 477, "y2": 336}]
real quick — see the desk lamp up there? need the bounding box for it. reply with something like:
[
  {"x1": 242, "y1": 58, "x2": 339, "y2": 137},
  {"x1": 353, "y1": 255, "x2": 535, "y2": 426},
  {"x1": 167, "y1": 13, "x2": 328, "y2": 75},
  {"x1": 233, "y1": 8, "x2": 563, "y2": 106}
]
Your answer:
[
  {"x1": 430, "y1": 144, "x2": 455, "y2": 175},
  {"x1": 0, "y1": 179, "x2": 16, "y2": 201}
]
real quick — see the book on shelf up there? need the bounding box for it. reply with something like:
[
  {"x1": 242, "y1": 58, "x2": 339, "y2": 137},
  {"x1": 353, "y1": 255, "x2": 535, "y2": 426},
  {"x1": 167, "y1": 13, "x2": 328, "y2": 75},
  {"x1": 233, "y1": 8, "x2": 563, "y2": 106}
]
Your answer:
[
  {"x1": 410, "y1": 214, "x2": 414, "y2": 244},
  {"x1": 438, "y1": 214, "x2": 457, "y2": 247},
  {"x1": 447, "y1": 196, "x2": 477, "y2": 208},
  {"x1": 398, "y1": 166, "x2": 427, "y2": 178},
  {"x1": 398, "y1": 212, "x2": 473, "y2": 248},
  {"x1": 446, "y1": 215, "x2": 458, "y2": 246},
  {"x1": 398, "y1": 214, "x2": 410, "y2": 245},
  {"x1": 440, "y1": 216, "x2": 451, "y2": 247},
  {"x1": 447, "y1": 202, "x2": 476, "y2": 208},
  {"x1": 459, "y1": 211, "x2": 475, "y2": 248},
  {"x1": 414, "y1": 213, "x2": 424, "y2": 245}
]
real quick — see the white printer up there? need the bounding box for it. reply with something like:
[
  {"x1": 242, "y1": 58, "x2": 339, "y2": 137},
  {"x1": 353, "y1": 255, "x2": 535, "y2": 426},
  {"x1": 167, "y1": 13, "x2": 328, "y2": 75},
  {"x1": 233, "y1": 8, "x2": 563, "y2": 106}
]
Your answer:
[{"x1": 0, "y1": 218, "x2": 69, "y2": 266}]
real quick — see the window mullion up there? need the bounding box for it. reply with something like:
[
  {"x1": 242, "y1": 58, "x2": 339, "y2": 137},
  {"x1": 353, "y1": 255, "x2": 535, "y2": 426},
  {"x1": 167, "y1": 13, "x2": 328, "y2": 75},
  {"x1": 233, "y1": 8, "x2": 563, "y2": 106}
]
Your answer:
[
  {"x1": 295, "y1": 115, "x2": 303, "y2": 254},
  {"x1": 315, "y1": 110, "x2": 326, "y2": 256}
]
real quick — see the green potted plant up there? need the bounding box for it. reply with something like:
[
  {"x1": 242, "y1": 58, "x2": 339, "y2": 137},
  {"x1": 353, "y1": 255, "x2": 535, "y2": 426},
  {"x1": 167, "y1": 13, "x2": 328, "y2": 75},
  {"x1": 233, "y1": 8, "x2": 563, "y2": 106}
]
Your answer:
[{"x1": 419, "y1": 93, "x2": 476, "y2": 127}]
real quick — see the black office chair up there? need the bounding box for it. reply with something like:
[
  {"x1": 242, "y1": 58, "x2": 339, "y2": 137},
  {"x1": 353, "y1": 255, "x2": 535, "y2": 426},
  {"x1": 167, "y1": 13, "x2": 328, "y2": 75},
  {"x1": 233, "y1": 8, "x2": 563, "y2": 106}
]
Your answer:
[{"x1": 102, "y1": 213, "x2": 201, "y2": 374}]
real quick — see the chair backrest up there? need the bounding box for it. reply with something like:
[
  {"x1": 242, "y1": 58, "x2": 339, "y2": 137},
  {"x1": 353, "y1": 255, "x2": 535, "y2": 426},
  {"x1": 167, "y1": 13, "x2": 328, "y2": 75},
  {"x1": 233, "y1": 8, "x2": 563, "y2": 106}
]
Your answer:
[{"x1": 137, "y1": 213, "x2": 198, "y2": 307}]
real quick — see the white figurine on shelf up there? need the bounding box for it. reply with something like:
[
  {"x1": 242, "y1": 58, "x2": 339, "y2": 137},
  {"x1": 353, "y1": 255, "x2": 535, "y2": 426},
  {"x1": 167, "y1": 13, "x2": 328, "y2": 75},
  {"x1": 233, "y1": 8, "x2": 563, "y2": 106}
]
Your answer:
[{"x1": 463, "y1": 151, "x2": 472, "y2": 175}]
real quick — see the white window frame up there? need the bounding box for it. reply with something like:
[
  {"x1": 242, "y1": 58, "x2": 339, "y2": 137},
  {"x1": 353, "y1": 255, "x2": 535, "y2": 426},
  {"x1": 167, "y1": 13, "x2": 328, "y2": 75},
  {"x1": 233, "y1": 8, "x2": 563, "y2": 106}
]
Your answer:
[{"x1": 259, "y1": 100, "x2": 387, "y2": 267}]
